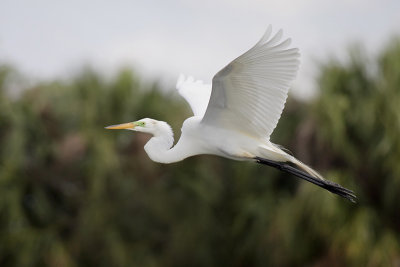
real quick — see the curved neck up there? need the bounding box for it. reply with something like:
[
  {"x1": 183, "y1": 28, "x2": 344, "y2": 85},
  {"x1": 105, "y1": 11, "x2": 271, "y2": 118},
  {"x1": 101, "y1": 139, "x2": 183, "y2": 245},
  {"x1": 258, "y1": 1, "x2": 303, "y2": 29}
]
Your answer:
[{"x1": 143, "y1": 122, "x2": 190, "y2": 164}]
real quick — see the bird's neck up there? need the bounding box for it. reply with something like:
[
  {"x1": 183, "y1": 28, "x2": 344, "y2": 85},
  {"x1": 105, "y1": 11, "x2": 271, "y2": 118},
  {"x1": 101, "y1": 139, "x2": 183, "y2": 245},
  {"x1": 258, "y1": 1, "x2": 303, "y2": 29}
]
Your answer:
[{"x1": 143, "y1": 122, "x2": 189, "y2": 164}]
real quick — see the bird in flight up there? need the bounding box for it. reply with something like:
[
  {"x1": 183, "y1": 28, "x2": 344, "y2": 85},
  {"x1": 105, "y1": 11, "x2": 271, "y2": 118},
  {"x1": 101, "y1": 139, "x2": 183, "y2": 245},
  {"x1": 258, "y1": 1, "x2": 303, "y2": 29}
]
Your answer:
[{"x1": 106, "y1": 26, "x2": 356, "y2": 202}]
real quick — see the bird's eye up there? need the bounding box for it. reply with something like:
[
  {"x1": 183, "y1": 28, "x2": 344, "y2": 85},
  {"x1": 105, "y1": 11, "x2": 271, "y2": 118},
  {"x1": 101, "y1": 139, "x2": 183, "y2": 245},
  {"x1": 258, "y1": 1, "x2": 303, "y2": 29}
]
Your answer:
[{"x1": 137, "y1": 121, "x2": 146, "y2": 127}]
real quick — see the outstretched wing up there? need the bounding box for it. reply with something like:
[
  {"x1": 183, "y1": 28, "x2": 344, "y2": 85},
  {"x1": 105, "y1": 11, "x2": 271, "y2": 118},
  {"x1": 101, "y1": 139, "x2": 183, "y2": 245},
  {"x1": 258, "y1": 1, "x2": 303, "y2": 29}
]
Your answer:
[
  {"x1": 201, "y1": 26, "x2": 300, "y2": 140},
  {"x1": 176, "y1": 74, "x2": 212, "y2": 117}
]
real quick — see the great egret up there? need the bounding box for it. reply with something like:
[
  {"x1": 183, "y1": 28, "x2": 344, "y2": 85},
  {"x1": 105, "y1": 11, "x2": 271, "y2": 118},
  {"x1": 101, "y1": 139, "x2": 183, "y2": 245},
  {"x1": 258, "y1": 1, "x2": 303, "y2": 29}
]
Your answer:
[{"x1": 106, "y1": 26, "x2": 356, "y2": 202}]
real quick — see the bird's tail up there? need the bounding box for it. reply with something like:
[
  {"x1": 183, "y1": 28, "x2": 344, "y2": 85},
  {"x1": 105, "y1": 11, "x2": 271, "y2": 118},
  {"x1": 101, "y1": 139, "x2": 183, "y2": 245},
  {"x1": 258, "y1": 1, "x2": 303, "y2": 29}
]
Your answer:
[{"x1": 256, "y1": 145, "x2": 357, "y2": 202}]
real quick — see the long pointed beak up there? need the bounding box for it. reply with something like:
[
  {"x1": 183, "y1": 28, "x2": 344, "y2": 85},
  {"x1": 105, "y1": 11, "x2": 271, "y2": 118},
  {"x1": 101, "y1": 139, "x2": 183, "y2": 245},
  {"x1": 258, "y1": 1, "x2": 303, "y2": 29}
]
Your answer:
[{"x1": 105, "y1": 122, "x2": 135, "y2": 130}]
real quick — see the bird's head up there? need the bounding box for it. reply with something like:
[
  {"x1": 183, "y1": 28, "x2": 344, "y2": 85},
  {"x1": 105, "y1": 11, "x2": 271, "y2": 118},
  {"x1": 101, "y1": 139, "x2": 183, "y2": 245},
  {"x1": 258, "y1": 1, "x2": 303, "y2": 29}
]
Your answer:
[
  {"x1": 105, "y1": 118, "x2": 171, "y2": 136},
  {"x1": 105, "y1": 118, "x2": 156, "y2": 133}
]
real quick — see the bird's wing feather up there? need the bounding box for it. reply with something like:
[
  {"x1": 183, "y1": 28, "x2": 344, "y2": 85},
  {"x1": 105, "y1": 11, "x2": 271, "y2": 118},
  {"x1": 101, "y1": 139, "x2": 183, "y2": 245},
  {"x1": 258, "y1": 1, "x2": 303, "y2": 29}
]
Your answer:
[
  {"x1": 176, "y1": 74, "x2": 212, "y2": 117},
  {"x1": 201, "y1": 26, "x2": 300, "y2": 139}
]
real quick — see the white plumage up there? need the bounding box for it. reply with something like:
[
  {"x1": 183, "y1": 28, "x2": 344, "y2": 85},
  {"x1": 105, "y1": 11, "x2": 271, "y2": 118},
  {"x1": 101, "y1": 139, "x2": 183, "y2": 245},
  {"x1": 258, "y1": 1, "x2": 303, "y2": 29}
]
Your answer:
[
  {"x1": 202, "y1": 26, "x2": 299, "y2": 139},
  {"x1": 176, "y1": 74, "x2": 211, "y2": 117},
  {"x1": 106, "y1": 26, "x2": 356, "y2": 202}
]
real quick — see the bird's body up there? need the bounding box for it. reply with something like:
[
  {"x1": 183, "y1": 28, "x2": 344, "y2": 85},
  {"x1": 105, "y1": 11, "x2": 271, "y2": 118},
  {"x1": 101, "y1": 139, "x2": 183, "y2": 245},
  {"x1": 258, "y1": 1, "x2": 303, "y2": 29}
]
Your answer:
[
  {"x1": 142, "y1": 116, "x2": 286, "y2": 163},
  {"x1": 106, "y1": 26, "x2": 357, "y2": 202}
]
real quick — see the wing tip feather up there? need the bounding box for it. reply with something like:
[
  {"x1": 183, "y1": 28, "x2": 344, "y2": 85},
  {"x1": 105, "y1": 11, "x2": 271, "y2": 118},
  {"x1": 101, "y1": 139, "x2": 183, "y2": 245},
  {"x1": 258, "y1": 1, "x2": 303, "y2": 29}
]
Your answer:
[{"x1": 176, "y1": 73, "x2": 185, "y2": 90}]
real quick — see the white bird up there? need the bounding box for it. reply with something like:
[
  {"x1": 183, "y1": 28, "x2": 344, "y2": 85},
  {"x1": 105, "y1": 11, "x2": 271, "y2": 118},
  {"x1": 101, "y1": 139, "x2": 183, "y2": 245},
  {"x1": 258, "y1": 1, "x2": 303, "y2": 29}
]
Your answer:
[{"x1": 106, "y1": 26, "x2": 356, "y2": 202}]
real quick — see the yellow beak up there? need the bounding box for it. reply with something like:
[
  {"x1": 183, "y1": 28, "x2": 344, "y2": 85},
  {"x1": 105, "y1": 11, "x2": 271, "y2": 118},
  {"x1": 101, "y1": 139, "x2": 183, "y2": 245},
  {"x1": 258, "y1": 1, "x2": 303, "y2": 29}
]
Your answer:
[{"x1": 105, "y1": 122, "x2": 135, "y2": 130}]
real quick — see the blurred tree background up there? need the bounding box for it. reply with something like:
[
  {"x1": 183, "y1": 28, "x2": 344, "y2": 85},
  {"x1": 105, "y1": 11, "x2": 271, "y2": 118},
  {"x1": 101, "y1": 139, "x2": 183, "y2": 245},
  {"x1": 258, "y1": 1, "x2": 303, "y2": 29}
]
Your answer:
[{"x1": 1, "y1": 39, "x2": 400, "y2": 267}]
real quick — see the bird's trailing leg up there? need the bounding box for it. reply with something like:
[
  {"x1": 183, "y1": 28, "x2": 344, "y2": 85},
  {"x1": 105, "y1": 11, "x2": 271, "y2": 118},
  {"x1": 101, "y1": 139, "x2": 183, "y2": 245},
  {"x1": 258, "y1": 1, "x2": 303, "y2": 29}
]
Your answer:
[{"x1": 254, "y1": 157, "x2": 357, "y2": 203}]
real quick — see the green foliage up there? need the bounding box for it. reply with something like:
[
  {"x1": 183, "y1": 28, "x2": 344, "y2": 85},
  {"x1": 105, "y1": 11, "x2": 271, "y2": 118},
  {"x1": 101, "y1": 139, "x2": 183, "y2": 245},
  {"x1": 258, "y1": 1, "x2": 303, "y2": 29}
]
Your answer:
[{"x1": 1, "y1": 39, "x2": 400, "y2": 266}]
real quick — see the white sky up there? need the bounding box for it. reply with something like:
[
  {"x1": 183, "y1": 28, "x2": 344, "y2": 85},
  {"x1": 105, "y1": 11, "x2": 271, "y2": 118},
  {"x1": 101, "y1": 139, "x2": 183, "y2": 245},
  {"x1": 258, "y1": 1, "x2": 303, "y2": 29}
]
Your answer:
[{"x1": 1, "y1": 0, "x2": 399, "y2": 98}]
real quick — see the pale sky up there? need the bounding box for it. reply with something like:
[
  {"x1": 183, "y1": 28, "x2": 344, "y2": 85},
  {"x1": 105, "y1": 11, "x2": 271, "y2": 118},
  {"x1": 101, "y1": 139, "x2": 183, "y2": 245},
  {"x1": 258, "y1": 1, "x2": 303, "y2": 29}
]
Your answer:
[{"x1": 1, "y1": 0, "x2": 399, "y2": 98}]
